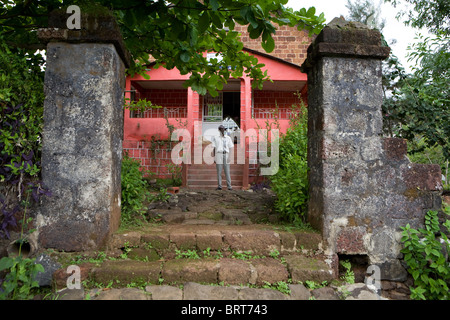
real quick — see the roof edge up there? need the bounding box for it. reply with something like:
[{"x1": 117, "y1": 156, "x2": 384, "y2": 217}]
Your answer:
[{"x1": 242, "y1": 47, "x2": 302, "y2": 70}]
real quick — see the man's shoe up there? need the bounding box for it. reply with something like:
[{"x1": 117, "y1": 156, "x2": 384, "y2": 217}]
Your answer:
[
  {"x1": 227, "y1": 187, "x2": 233, "y2": 190},
  {"x1": 216, "y1": 187, "x2": 222, "y2": 190}
]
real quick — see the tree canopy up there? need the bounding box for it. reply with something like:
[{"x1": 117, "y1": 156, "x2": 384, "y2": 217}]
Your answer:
[
  {"x1": 0, "y1": 0, "x2": 326, "y2": 96},
  {"x1": 382, "y1": 0, "x2": 449, "y2": 161}
]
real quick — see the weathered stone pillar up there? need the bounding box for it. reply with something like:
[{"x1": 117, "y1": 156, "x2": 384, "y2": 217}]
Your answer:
[
  {"x1": 36, "y1": 12, "x2": 130, "y2": 251},
  {"x1": 302, "y1": 17, "x2": 442, "y2": 280}
]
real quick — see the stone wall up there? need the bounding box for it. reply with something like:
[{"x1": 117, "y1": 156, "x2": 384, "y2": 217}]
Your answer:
[{"x1": 301, "y1": 17, "x2": 443, "y2": 281}]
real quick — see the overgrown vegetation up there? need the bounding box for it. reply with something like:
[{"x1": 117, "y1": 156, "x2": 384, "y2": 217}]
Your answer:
[
  {"x1": 270, "y1": 103, "x2": 308, "y2": 224},
  {"x1": 339, "y1": 260, "x2": 356, "y2": 284},
  {"x1": 121, "y1": 152, "x2": 151, "y2": 225},
  {"x1": 0, "y1": 38, "x2": 50, "y2": 239},
  {"x1": 0, "y1": 38, "x2": 48, "y2": 300},
  {"x1": 0, "y1": 190, "x2": 44, "y2": 300},
  {"x1": 121, "y1": 152, "x2": 171, "y2": 227},
  {"x1": 400, "y1": 205, "x2": 450, "y2": 300}
]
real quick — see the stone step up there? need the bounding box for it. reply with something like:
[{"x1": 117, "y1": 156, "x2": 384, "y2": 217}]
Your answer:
[
  {"x1": 186, "y1": 186, "x2": 244, "y2": 190},
  {"x1": 54, "y1": 280, "x2": 385, "y2": 301},
  {"x1": 87, "y1": 254, "x2": 336, "y2": 289},
  {"x1": 186, "y1": 181, "x2": 243, "y2": 189},
  {"x1": 108, "y1": 225, "x2": 324, "y2": 259},
  {"x1": 148, "y1": 211, "x2": 251, "y2": 225},
  {"x1": 186, "y1": 180, "x2": 242, "y2": 186},
  {"x1": 49, "y1": 222, "x2": 388, "y2": 300},
  {"x1": 186, "y1": 164, "x2": 244, "y2": 189},
  {"x1": 52, "y1": 225, "x2": 337, "y2": 294}
]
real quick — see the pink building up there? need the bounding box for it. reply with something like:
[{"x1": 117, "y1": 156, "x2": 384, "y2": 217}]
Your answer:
[{"x1": 124, "y1": 27, "x2": 312, "y2": 189}]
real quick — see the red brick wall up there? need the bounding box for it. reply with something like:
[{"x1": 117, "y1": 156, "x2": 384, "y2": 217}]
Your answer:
[
  {"x1": 123, "y1": 140, "x2": 182, "y2": 179},
  {"x1": 253, "y1": 90, "x2": 299, "y2": 108},
  {"x1": 133, "y1": 89, "x2": 188, "y2": 118},
  {"x1": 145, "y1": 24, "x2": 313, "y2": 67},
  {"x1": 236, "y1": 24, "x2": 313, "y2": 66}
]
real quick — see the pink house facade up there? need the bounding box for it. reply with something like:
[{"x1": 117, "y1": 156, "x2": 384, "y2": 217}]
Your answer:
[{"x1": 124, "y1": 28, "x2": 311, "y2": 189}]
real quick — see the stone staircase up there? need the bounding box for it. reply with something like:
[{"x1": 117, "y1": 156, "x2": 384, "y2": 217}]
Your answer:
[
  {"x1": 186, "y1": 163, "x2": 244, "y2": 190},
  {"x1": 95, "y1": 224, "x2": 335, "y2": 287},
  {"x1": 49, "y1": 189, "x2": 387, "y2": 300},
  {"x1": 185, "y1": 143, "x2": 245, "y2": 189}
]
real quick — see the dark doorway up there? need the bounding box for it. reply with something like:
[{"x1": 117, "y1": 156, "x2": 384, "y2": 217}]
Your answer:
[{"x1": 223, "y1": 92, "x2": 240, "y2": 127}]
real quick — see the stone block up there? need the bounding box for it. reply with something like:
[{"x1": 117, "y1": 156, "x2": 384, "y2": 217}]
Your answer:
[
  {"x1": 53, "y1": 263, "x2": 93, "y2": 290},
  {"x1": 196, "y1": 230, "x2": 223, "y2": 251},
  {"x1": 383, "y1": 138, "x2": 407, "y2": 161},
  {"x1": 376, "y1": 259, "x2": 408, "y2": 282},
  {"x1": 170, "y1": 232, "x2": 196, "y2": 250},
  {"x1": 336, "y1": 227, "x2": 367, "y2": 254},
  {"x1": 218, "y1": 258, "x2": 254, "y2": 285},
  {"x1": 92, "y1": 260, "x2": 161, "y2": 285},
  {"x1": 289, "y1": 284, "x2": 311, "y2": 300},
  {"x1": 279, "y1": 232, "x2": 296, "y2": 251},
  {"x1": 94, "y1": 288, "x2": 149, "y2": 300},
  {"x1": 361, "y1": 137, "x2": 383, "y2": 161},
  {"x1": 109, "y1": 232, "x2": 142, "y2": 249},
  {"x1": 145, "y1": 285, "x2": 183, "y2": 300},
  {"x1": 285, "y1": 255, "x2": 335, "y2": 283},
  {"x1": 294, "y1": 232, "x2": 322, "y2": 250},
  {"x1": 238, "y1": 288, "x2": 289, "y2": 300},
  {"x1": 223, "y1": 230, "x2": 280, "y2": 255},
  {"x1": 162, "y1": 259, "x2": 219, "y2": 284},
  {"x1": 311, "y1": 286, "x2": 340, "y2": 300},
  {"x1": 250, "y1": 258, "x2": 289, "y2": 285},
  {"x1": 320, "y1": 137, "x2": 357, "y2": 160},
  {"x1": 402, "y1": 163, "x2": 443, "y2": 191},
  {"x1": 141, "y1": 233, "x2": 170, "y2": 250},
  {"x1": 183, "y1": 282, "x2": 239, "y2": 300},
  {"x1": 128, "y1": 248, "x2": 160, "y2": 261},
  {"x1": 162, "y1": 212, "x2": 186, "y2": 224}
]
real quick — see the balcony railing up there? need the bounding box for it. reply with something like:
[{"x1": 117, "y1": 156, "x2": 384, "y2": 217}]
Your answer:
[
  {"x1": 131, "y1": 107, "x2": 187, "y2": 119},
  {"x1": 252, "y1": 107, "x2": 301, "y2": 120}
]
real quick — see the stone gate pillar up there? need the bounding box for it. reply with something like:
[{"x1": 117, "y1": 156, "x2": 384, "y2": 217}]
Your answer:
[
  {"x1": 36, "y1": 12, "x2": 130, "y2": 251},
  {"x1": 301, "y1": 17, "x2": 442, "y2": 280}
]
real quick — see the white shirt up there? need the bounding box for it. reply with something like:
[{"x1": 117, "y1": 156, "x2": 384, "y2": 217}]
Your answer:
[{"x1": 212, "y1": 134, "x2": 234, "y2": 153}]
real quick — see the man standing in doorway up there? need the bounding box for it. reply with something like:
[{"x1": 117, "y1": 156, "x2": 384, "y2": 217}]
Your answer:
[{"x1": 212, "y1": 125, "x2": 234, "y2": 190}]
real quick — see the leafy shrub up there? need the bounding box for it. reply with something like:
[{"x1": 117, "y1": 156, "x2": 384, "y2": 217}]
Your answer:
[
  {"x1": 0, "y1": 38, "x2": 44, "y2": 183},
  {"x1": 0, "y1": 254, "x2": 44, "y2": 300},
  {"x1": 400, "y1": 206, "x2": 450, "y2": 300},
  {"x1": 270, "y1": 108, "x2": 308, "y2": 223},
  {"x1": 0, "y1": 38, "x2": 50, "y2": 239},
  {"x1": 121, "y1": 153, "x2": 151, "y2": 225}
]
